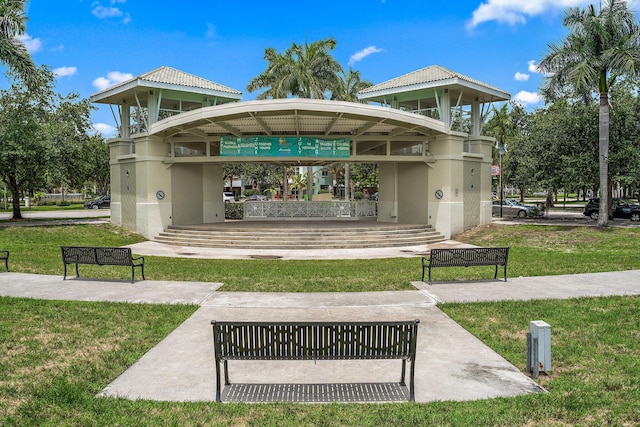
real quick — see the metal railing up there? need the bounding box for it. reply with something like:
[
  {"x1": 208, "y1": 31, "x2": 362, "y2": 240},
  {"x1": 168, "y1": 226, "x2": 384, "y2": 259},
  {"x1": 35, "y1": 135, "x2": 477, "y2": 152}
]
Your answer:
[{"x1": 243, "y1": 200, "x2": 377, "y2": 219}]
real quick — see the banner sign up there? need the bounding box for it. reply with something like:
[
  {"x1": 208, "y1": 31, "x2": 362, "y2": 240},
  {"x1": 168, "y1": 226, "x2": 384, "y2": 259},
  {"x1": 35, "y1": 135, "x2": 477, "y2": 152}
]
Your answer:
[{"x1": 220, "y1": 136, "x2": 350, "y2": 158}]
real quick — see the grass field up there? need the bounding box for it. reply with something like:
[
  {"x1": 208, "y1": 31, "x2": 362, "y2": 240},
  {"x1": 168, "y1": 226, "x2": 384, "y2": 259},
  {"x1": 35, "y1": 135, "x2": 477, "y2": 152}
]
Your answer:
[{"x1": 1, "y1": 223, "x2": 639, "y2": 425}]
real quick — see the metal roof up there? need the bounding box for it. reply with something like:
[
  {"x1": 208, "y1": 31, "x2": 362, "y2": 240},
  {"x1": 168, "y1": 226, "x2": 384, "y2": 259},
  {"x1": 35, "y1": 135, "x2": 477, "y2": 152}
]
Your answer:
[
  {"x1": 90, "y1": 66, "x2": 242, "y2": 105},
  {"x1": 358, "y1": 65, "x2": 509, "y2": 103},
  {"x1": 151, "y1": 98, "x2": 447, "y2": 163}
]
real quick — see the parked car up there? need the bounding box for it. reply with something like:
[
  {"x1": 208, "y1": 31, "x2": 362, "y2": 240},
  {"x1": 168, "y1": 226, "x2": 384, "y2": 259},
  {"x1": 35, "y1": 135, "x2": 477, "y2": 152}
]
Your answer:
[
  {"x1": 245, "y1": 195, "x2": 268, "y2": 202},
  {"x1": 583, "y1": 198, "x2": 640, "y2": 221},
  {"x1": 369, "y1": 192, "x2": 379, "y2": 201},
  {"x1": 492, "y1": 199, "x2": 538, "y2": 218},
  {"x1": 223, "y1": 192, "x2": 235, "y2": 203},
  {"x1": 84, "y1": 195, "x2": 111, "y2": 209}
]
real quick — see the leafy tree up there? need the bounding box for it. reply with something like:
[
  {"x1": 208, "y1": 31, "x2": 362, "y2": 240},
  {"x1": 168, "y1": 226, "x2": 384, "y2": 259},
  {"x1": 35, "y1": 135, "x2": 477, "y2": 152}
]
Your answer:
[
  {"x1": 0, "y1": 0, "x2": 38, "y2": 90},
  {"x1": 43, "y1": 94, "x2": 94, "y2": 198},
  {"x1": 0, "y1": 68, "x2": 94, "y2": 217},
  {"x1": 484, "y1": 103, "x2": 515, "y2": 202},
  {"x1": 609, "y1": 78, "x2": 640, "y2": 199},
  {"x1": 538, "y1": 0, "x2": 640, "y2": 226},
  {"x1": 527, "y1": 99, "x2": 598, "y2": 203},
  {"x1": 247, "y1": 37, "x2": 343, "y2": 99},
  {"x1": 323, "y1": 162, "x2": 344, "y2": 196},
  {"x1": 81, "y1": 134, "x2": 110, "y2": 195},
  {"x1": 351, "y1": 163, "x2": 378, "y2": 193},
  {"x1": 332, "y1": 68, "x2": 372, "y2": 102}
]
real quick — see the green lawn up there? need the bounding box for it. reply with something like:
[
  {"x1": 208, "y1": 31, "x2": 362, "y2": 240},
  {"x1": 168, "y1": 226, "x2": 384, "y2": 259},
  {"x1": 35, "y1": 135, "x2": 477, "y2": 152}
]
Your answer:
[
  {"x1": 1, "y1": 223, "x2": 639, "y2": 290},
  {"x1": 1, "y1": 223, "x2": 639, "y2": 425}
]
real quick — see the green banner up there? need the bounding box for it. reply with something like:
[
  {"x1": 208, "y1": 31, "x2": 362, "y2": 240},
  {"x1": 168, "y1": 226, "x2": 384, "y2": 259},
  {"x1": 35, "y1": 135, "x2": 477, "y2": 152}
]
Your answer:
[{"x1": 220, "y1": 136, "x2": 350, "y2": 158}]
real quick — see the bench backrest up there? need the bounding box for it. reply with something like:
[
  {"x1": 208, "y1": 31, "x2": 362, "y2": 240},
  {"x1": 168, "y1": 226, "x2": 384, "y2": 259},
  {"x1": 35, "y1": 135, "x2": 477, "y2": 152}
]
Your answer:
[
  {"x1": 429, "y1": 247, "x2": 509, "y2": 267},
  {"x1": 212, "y1": 320, "x2": 419, "y2": 361},
  {"x1": 61, "y1": 246, "x2": 133, "y2": 266}
]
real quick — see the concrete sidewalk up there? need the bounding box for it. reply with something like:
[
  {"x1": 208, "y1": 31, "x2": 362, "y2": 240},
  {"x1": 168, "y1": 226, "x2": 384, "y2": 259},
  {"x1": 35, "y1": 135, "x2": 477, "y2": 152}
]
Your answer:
[{"x1": 3, "y1": 270, "x2": 640, "y2": 403}]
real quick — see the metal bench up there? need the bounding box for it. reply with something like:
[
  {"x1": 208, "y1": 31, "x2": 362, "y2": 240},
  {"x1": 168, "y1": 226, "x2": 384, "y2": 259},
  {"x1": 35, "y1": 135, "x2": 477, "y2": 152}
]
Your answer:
[
  {"x1": 1, "y1": 250, "x2": 8, "y2": 272},
  {"x1": 211, "y1": 320, "x2": 420, "y2": 402},
  {"x1": 422, "y1": 247, "x2": 510, "y2": 285},
  {"x1": 61, "y1": 246, "x2": 145, "y2": 282}
]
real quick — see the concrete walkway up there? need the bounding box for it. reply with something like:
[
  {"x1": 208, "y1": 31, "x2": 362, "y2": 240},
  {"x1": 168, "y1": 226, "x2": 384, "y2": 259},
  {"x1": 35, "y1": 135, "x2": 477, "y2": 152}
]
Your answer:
[{"x1": 3, "y1": 270, "x2": 639, "y2": 403}]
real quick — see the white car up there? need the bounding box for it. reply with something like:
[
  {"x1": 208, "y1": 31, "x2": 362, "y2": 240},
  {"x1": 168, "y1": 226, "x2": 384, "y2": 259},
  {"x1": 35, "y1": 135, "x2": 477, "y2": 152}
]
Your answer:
[{"x1": 223, "y1": 192, "x2": 235, "y2": 203}]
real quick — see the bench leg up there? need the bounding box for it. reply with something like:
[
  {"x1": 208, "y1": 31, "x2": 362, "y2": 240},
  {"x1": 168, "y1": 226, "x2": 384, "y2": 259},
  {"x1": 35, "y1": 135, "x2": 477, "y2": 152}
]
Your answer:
[
  {"x1": 75, "y1": 263, "x2": 80, "y2": 278},
  {"x1": 3, "y1": 258, "x2": 8, "y2": 272},
  {"x1": 494, "y1": 265, "x2": 498, "y2": 279},
  {"x1": 428, "y1": 266, "x2": 433, "y2": 285},
  {"x1": 223, "y1": 360, "x2": 230, "y2": 385},
  {"x1": 215, "y1": 361, "x2": 222, "y2": 402},
  {"x1": 409, "y1": 358, "x2": 416, "y2": 402},
  {"x1": 400, "y1": 359, "x2": 406, "y2": 386},
  {"x1": 504, "y1": 264, "x2": 508, "y2": 282}
]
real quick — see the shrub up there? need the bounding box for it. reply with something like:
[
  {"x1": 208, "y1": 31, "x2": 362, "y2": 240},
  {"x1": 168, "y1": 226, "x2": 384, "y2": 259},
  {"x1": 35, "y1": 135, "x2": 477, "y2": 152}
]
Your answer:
[
  {"x1": 354, "y1": 191, "x2": 365, "y2": 200},
  {"x1": 243, "y1": 189, "x2": 259, "y2": 197},
  {"x1": 225, "y1": 203, "x2": 243, "y2": 219}
]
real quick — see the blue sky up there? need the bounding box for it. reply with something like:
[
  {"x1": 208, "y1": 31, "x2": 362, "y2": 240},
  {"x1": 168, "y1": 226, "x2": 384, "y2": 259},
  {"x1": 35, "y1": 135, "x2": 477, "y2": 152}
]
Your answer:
[{"x1": 8, "y1": 0, "x2": 640, "y2": 137}]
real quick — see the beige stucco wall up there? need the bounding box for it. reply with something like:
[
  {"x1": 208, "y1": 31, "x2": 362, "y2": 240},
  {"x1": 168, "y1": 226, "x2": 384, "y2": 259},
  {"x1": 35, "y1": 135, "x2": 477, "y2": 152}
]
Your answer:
[{"x1": 109, "y1": 126, "x2": 495, "y2": 241}]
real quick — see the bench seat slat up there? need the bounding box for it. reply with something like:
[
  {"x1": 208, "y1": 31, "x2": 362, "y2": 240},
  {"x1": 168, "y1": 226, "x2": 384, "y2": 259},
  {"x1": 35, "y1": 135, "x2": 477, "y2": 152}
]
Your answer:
[
  {"x1": 422, "y1": 247, "x2": 509, "y2": 284},
  {"x1": 61, "y1": 246, "x2": 145, "y2": 282},
  {"x1": 212, "y1": 320, "x2": 419, "y2": 402}
]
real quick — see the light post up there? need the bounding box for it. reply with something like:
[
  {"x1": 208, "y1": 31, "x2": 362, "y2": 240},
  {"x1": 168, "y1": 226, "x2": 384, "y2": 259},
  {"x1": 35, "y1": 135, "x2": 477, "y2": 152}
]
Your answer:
[{"x1": 496, "y1": 141, "x2": 507, "y2": 217}]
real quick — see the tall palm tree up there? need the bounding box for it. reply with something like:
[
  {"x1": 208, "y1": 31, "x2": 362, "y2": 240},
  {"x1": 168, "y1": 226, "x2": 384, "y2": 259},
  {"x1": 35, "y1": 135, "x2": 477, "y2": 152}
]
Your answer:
[
  {"x1": 247, "y1": 37, "x2": 343, "y2": 99},
  {"x1": 332, "y1": 68, "x2": 373, "y2": 102},
  {"x1": 538, "y1": 0, "x2": 640, "y2": 226},
  {"x1": 0, "y1": 0, "x2": 38, "y2": 88}
]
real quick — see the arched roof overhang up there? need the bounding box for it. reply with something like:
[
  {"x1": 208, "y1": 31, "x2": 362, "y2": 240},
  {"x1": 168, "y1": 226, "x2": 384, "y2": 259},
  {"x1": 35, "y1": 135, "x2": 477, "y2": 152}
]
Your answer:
[{"x1": 149, "y1": 99, "x2": 449, "y2": 165}]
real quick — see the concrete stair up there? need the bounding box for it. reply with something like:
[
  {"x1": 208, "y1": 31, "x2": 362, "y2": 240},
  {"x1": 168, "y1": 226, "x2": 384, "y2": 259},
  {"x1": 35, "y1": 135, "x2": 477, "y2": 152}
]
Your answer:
[{"x1": 153, "y1": 223, "x2": 445, "y2": 250}]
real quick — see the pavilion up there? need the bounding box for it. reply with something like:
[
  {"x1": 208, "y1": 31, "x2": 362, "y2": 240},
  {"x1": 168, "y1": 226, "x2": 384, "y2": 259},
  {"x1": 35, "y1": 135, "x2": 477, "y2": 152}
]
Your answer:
[{"x1": 90, "y1": 65, "x2": 509, "y2": 241}]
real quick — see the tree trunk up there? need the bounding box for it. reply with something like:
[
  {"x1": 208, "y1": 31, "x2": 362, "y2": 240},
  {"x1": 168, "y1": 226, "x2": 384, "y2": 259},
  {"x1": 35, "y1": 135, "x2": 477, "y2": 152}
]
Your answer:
[
  {"x1": 9, "y1": 178, "x2": 22, "y2": 220},
  {"x1": 598, "y1": 92, "x2": 609, "y2": 227},
  {"x1": 306, "y1": 166, "x2": 313, "y2": 201},
  {"x1": 282, "y1": 167, "x2": 288, "y2": 201},
  {"x1": 344, "y1": 163, "x2": 350, "y2": 200}
]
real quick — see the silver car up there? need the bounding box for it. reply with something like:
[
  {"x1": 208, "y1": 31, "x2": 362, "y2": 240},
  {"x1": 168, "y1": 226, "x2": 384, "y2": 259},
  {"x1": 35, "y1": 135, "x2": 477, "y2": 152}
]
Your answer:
[{"x1": 492, "y1": 199, "x2": 537, "y2": 218}]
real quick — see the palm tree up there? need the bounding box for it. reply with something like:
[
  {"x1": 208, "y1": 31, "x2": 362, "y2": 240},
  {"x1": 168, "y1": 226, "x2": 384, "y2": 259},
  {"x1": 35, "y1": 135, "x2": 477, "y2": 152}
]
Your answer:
[
  {"x1": 324, "y1": 162, "x2": 344, "y2": 196},
  {"x1": 0, "y1": 0, "x2": 38, "y2": 89},
  {"x1": 247, "y1": 37, "x2": 343, "y2": 99},
  {"x1": 485, "y1": 104, "x2": 515, "y2": 211},
  {"x1": 332, "y1": 68, "x2": 373, "y2": 102},
  {"x1": 538, "y1": 0, "x2": 640, "y2": 226}
]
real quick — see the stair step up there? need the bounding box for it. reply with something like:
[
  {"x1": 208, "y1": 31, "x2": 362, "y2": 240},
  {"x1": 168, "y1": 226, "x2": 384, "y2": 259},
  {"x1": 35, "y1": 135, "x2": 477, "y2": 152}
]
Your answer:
[{"x1": 153, "y1": 222, "x2": 446, "y2": 250}]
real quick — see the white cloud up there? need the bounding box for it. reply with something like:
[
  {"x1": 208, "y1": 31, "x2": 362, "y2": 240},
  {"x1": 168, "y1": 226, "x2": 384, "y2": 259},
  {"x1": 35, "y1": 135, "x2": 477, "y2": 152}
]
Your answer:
[
  {"x1": 92, "y1": 1, "x2": 130, "y2": 23},
  {"x1": 92, "y1": 123, "x2": 117, "y2": 137},
  {"x1": 92, "y1": 71, "x2": 133, "y2": 90},
  {"x1": 514, "y1": 72, "x2": 529, "y2": 81},
  {"x1": 206, "y1": 23, "x2": 218, "y2": 38},
  {"x1": 468, "y1": 0, "x2": 592, "y2": 28},
  {"x1": 513, "y1": 90, "x2": 542, "y2": 106},
  {"x1": 348, "y1": 46, "x2": 383, "y2": 66},
  {"x1": 53, "y1": 66, "x2": 78, "y2": 78},
  {"x1": 528, "y1": 60, "x2": 540, "y2": 73},
  {"x1": 92, "y1": 5, "x2": 123, "y2": 19},
  {"x1": 17, "y1": 34, "x2": 42, "y2": 53}
]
